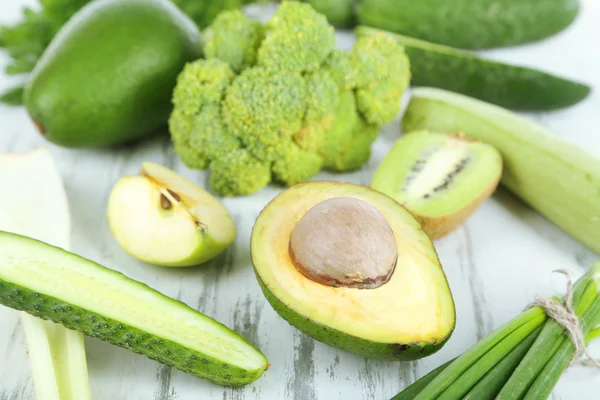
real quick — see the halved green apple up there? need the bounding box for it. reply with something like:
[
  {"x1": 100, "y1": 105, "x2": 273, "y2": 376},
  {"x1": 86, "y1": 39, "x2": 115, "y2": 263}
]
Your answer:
[{"x1": 107, "y1": 162, "x2": 236, "y2": 267}]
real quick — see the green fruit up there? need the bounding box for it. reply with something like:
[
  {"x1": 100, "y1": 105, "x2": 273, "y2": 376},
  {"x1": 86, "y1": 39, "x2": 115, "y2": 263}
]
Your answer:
[
  {"x1": 0, "y1": 231, "x2": 268, "y2": 386},
  {"x1": 303, "y1": 0, "x2": 355, "y2": 28},
  {"x1": 403, "y1": 87, "x2": 600, "y2": 254},
  {"x1": 107, "y1": 162, "x2": 236, "y2": 267},
  {"x1": 251, "y1": 181, "x2": 455, "y2": 360},
  {"x1": 356, "y1": 0, "x2": 579, "y2": 49},
  {"x1": 355, "y1": 26, "x2": 590, "y2": 111},
  {"x1": 372, "y1": 131, "x2": 502, "y2": 239},
  {"x1": 24, "y1": 0, "x2": 202, "y2": 148}
]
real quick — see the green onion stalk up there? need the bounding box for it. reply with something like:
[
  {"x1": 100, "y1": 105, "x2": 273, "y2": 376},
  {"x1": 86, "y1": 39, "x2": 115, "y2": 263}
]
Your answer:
[{"x1": 393, "y1": 263, "x2": 600, "y2": 400}]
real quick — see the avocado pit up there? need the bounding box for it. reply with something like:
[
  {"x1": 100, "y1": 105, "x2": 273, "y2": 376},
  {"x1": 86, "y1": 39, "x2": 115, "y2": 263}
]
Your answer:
[{"x1": 289, "y1": 197, "x2": 397, "y2": 289}]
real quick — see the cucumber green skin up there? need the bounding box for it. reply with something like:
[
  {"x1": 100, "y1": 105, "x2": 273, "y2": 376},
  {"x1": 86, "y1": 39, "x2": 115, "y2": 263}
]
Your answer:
[
  {"x1": 403, "y1": 88, "x2": 600, "y2": 255},
  {"x1": 24, "y1": 0, "x2": 202, "y2": 148},
  {"x1": 355, "y1": 27, "x2": 590, "y2": 111},
  {"x1": 0, "y1": 233, "x2": 266, "y2": 386},
  {"x1": 0, "y1": 279, "x2": 262, "y2": 386},
  {"x1": 255, "y1": 273, "x2": 451, "y2": 361},
  {"x1": 303, "y1": 0, "x2": 355, "y2": 28},
  {"x1": 356, "y1": 0, "x2": 579, "y2": 49}
]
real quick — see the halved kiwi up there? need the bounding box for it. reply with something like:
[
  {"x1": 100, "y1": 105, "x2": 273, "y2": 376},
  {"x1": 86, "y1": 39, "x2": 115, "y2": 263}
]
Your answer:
[{"x1": 372, "y1": 131, "x2": 502, "y2": 239}]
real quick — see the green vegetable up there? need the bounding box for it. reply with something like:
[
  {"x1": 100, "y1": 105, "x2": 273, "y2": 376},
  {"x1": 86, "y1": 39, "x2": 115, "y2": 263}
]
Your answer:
[
  {"x1": 170, "y1": 1, "x2": 409, "y2": 196},
  {"x1": 0, "y1": 86, "x2": 25, "y2": 106},
  {"x1": 24, "y1": 0, "x2": 203, "y2": 148},
  {"x1": 355, "y1": 0, "x2": 580, "y2": 49},
  {"x1": 303, "y1": 0, "x2": 355, "y2": 28},
  {"x1": 0, "y1": 231, "x2": 269, "y2": 386},
  {"x1": 403, "y1": 87, "x2": 600, "y2": 254},
  {"x1": 0, "y1": 0, "x2": 251, "y2": 105},
  {"x1": 0, "y1": 149, "x2": 91, "y2": 400},
  {"x1": 355, "y1": 26, "x2": 590, "y2": 110},
  {"x1": 393, "y1": 264, "x2": 600, "y2": 399}
]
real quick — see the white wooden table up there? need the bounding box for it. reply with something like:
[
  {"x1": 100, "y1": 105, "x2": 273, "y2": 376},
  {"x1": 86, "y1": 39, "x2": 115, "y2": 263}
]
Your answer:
[{"x1": 1, "y1": 1, "x2": 600, "y2": 399}]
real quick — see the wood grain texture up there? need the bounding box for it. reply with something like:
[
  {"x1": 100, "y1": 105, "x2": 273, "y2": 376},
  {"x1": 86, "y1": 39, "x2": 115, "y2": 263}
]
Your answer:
[{"x1": 1, "y1": 1, "x2": 600, "y2": 398}]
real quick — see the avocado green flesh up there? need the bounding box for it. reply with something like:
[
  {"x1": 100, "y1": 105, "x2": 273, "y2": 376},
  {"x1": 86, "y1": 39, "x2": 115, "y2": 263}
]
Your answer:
[
  {"x1": 403, "y1": 87, "x2": 600, "y2": 254},
  {"x1": 356, "y1": 0, "x2": 579, "y2": 49},
  {"x1": 251, "y1": 182, "x2": 455, "y2": 360},
  {"x1": 372, "y1": 131, "x2": 502, "y2": 217},
  {"x1": 0, "y1": 231, "x2": 267, "y2": 386},
  {"x1": 24, "y1": 0, "x2": 202, "y2": 148},
  {"x1": 355, "y1": 26, "x2": 590, "y2": 110}
]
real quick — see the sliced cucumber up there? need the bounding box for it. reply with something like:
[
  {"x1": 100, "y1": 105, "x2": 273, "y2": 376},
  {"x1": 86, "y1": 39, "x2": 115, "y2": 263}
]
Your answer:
[
  {"x1": 0, "y1": 232, "x2": 268, "y2": 386},
  {"x1": 355, "y1": 26, "x2": 590, "y2": 110}
]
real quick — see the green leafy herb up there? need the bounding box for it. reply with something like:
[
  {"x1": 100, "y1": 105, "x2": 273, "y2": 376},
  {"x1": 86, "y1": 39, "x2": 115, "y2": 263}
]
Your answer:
[{"x1": 0, "y1": 86, "x2": 25, "y2": 106}]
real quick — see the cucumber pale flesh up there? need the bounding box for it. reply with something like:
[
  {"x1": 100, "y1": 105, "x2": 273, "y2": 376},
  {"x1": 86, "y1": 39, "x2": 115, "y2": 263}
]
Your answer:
[
  {"x1": 0, "y1": 232, "x2": 268, "y2": 386},
  {"x1": 355, "y1": 26, "x2": 590, "y2": 111}
]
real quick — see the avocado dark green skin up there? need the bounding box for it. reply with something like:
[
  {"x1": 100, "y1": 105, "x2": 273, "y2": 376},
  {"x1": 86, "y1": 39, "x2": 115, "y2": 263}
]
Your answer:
[
  {"x1": 255, "y1": 272, "x2": 452, "y2": 361},
  {"x1": 356, "y1": 0, "x2": 579, "y2": 50},
  {"x1": 356, "y1": 26, "x2": 591, "y2": 111},
  {"x1": 24, "y1": 0, "x2": 202, "y2": 148}
]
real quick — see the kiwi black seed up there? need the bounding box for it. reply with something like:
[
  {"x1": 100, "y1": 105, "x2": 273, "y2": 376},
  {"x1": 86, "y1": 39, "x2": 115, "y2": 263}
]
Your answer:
[{"x1": 372, "y1": 130, "x2": 502, "y2": 239}]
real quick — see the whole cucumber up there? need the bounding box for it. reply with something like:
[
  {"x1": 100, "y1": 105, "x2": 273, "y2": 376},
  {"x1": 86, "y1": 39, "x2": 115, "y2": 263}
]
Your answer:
[
  {"x1": 355, "y1": 26, "x2": 590, "y2": 110},
  {"x1": 356, "y1": 0, "x2": 580, "y2": 49}
]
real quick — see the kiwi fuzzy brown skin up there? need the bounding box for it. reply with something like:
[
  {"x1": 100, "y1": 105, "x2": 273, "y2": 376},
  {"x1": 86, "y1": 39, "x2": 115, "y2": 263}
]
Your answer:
[
  {"x1": 371, "y1": 130, "x2": 503, "y2": 240},
  {"x1": 417, "y1": 176, "x2": 501, "y2": 239}
]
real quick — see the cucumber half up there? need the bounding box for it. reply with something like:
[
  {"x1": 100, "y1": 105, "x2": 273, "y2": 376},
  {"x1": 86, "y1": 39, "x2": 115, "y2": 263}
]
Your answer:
[{"x1": 0, "y1": 232, "x2": 268, "y2": 386}]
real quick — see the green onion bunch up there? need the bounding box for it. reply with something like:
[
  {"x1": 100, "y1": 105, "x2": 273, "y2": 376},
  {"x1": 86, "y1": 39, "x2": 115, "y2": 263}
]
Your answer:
[{"x1": 394, "y1": 263, "x2": 600, "y2": 400}]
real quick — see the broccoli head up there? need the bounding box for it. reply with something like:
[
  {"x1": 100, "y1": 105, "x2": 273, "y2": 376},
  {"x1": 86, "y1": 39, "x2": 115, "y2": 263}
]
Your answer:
[{"x1": 169, "y1": 1, "x2": 410, "y2": 196}]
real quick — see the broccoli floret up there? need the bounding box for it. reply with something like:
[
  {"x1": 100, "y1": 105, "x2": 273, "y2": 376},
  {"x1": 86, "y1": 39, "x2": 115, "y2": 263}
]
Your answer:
[
  {"x1": 209, "y1": 150, "x2": 271, "y2": 196},
  {"x1": 331, "y1": 117, "x2": 380, "y2": 171},
  {"x1": 317, "y1": 90, "x2": 359, "y2": 169},
  {"x1": 172, "y1": 59, "x2": 235, "y2": 116},
  {"x1": 304, "y1": 69, "x2": 339, "y2": 124},
  {"x1": 351, "y1": 34, "x2": 411, "y2": 125},
  {"x1": 322, "y1": 50, "x2": 356, "y2": 90},
  {"x1": 223, "y1": 66, "x2": 307, "y2": 144},
  {"x1": 188, "y1": 105, "x2": 241, "y2": 169},
  {"x1": 169, "y1": 2, "x2": 409, "y2": 196},
  {"x1": 203, "y1": 10, "x2": 265, "y2": 73},
  {"x1": 258, "y1": 1, "x2": 335, "y2": 72},
  {"x1": 272, "y1": 143, "x2": 323, "y2": 186}
]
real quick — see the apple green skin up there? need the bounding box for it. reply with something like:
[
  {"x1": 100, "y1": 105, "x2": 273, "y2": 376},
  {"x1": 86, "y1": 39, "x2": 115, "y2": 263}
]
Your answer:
[
  {"x1": 107, "y1": 206, "x2": 232, "y2": 268},
  {"x1": 118, "y1": 230, "x2": 230, "y2": 268},
  {"x1": 254, "y1": 272, "x2": 452, "y2": 361}
]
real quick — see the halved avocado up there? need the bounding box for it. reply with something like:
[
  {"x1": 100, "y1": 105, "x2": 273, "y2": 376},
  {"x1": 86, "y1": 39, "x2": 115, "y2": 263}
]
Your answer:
[{"x1": 251, "y1": 182, "x2": 455, "y2": 360}]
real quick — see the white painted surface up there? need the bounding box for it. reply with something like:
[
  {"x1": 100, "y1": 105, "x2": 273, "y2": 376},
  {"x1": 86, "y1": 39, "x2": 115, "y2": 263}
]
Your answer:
[{"x1": 1, "y1": 1, "x2": 599, "y2": 399}]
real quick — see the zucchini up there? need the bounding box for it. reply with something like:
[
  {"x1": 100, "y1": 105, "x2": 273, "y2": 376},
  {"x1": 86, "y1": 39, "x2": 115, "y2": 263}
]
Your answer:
[
  {"x1": 356, "y1": 0, "x2": 580, "y2": 49},
  {"x1": 402, "y1": 87, "x2": 600, "y2": 254},
  {"x1": 0, "y1": 232, "x2": 268, "y2": 386},
  {"x1": 355, "y1": 26, "x2": 590, "y2": 111}
]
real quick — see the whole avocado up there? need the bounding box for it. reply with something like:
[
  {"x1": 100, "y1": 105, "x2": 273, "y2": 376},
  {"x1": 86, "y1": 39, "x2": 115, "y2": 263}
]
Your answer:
[{"x1": 24, "y1": 0, "x2": 202, "y2": 148}]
